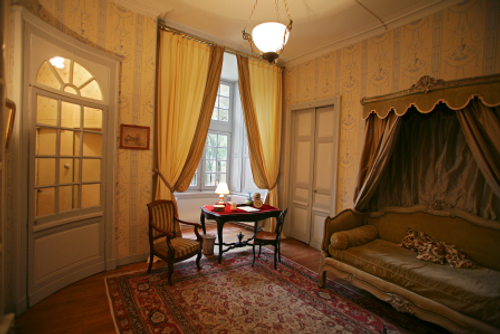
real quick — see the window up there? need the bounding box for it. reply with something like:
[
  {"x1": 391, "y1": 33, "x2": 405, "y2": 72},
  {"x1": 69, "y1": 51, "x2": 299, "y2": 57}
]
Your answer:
[
  {"x1": 33, "y1": 58, "x2": 105, "y2": 217},
  {"x1": 190, "y1": 81, "x2": 233, "y2": 190}
]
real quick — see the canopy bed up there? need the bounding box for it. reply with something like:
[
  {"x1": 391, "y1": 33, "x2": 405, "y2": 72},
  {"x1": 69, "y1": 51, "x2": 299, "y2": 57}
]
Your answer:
[{"x1": 319, "y1": 74, "x2": 500, "y2": 334}]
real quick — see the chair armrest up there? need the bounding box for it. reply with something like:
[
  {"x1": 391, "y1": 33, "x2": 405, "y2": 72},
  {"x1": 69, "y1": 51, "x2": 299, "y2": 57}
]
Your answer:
[
  {"x1": 175, "y1": 217, "x2": 203, "y2": 241},
  {"x1": 175, "y1": 217, "x2": 202, "y2": 228},
  {"x1": 321, "y1": 209, "x2": 365, "y2": 253},
  {"x1": 150, "y1": 223, "x2": 176, "y2": 239}
]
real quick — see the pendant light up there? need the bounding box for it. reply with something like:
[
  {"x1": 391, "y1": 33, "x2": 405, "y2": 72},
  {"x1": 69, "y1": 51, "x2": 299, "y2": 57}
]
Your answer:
[{"x1": 242, "y1": 0, "x2": 293, "y2": 63}]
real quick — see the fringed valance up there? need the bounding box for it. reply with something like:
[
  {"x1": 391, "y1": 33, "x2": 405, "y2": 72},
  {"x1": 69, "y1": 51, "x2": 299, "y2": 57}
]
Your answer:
[{"x1": 361, "y1": 74, "x2": 500, "y2": 119}]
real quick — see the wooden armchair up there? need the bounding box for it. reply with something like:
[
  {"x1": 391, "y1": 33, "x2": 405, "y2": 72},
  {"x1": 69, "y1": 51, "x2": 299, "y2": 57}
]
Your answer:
[
  {"x1": 252, "y1": 208, "x2": 288, "y2": 269},
  {"x1": 147, "y1": 200, "x2": 203, "y2": 285}
]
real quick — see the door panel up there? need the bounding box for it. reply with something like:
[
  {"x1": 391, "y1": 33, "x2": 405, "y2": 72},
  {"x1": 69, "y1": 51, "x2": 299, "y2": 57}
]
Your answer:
[
  {"x1": 289, "y1": 108, "x2": 315, "y2": 243},
  {"x1": 28, "y1": 86, "x2": 107, "y2": 306},
  {"x1": 289, "y1": 106, "x2": 338, "y2": 247}
]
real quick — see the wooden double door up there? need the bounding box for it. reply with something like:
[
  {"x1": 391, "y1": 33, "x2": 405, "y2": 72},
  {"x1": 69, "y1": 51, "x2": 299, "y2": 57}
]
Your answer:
[{"x1": 287, "y1": 106, "x2": 340, "y2": 249}]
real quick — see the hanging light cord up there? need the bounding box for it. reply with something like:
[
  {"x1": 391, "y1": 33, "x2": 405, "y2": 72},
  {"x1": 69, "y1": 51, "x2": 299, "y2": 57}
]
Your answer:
[
  {"x1": 244, "y1": 0, "x2": 293, "y2": 33},
  {"x1": 355, "y1": 0, "x2": 387, "y2": 30}
]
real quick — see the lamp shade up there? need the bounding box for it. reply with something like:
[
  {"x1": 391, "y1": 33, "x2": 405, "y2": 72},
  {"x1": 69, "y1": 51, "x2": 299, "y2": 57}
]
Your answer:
[
  {"x1": 252, "y1": 22, "x2": 290, "y2": 53},
  {"x1": 215, "y1": 182, "x2": 230, "y2": 195}
]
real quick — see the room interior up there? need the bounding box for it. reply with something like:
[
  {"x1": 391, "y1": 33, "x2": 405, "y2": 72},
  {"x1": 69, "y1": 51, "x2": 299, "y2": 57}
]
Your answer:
[{"x1": 1, "y1": 0, "x2": 499, "y2": 333}]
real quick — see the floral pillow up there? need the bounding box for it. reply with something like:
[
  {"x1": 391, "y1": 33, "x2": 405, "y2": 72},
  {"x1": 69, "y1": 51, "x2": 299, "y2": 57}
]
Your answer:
[
  {"x1": 400, "y1": 228, "x2": 419, "y2": 252},
  {"x1": 417, "y1": 241, "x2": 446, "y2": 265},
  {"x1": 441, "y1": 242, "x2": 480, "y2": 269},
  {"x1": 400, "y1": 229, "x2": 436, "y2": 252}
]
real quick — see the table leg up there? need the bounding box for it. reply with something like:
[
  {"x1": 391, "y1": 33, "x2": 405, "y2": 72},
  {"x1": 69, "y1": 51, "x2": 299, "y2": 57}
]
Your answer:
[
  {"x1": 200, "y1": 211, "x2": 206, "y2": 234},
  {"x1": 217, "y1": 220, "x2": 223, "y2": 264}
]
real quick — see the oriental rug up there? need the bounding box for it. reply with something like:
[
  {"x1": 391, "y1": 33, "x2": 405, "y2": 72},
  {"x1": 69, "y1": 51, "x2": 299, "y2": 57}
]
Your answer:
[{"x1": 105, "y1": 250, "x2": 441, "y2": 334}]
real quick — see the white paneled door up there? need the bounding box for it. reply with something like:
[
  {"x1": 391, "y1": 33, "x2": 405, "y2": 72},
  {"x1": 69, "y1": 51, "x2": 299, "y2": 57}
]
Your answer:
[
  {"x1": 22, "y1": 17, "x2": 118, "y2": 307},
  {"x1": 288, "y1": 106, "x2": 340, "y2": 249}
]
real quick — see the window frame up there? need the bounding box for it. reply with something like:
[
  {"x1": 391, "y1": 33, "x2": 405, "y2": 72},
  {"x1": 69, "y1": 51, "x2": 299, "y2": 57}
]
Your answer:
[{"x1": 189, "y1": 80, "x2": 235, "y2": 192}]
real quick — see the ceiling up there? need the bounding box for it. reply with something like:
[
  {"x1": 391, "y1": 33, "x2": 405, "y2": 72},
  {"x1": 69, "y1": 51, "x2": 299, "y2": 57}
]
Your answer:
[{"x1": 113, "y1": 0, "x2": 461, "y2": 66}]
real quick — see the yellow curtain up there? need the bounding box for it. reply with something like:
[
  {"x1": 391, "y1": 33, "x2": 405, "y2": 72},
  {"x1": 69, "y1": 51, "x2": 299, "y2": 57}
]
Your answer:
[
  {"x1": 155, "y1": 30, "x2": 224, "y2": 207},
  {"x1": 237, "y1": 56, "x2": 283, "y2": 232}
]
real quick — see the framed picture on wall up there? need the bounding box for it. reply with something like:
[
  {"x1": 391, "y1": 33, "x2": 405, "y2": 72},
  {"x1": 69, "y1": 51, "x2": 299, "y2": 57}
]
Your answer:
[{"x1": 119, "y1": 124, "x2": 150, "y2": 150}]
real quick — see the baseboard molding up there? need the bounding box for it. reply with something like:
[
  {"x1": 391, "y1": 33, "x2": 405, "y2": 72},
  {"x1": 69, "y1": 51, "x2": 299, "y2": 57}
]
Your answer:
[{"x1": 116, "y1": 253, "x2": 149, "y2": 267}]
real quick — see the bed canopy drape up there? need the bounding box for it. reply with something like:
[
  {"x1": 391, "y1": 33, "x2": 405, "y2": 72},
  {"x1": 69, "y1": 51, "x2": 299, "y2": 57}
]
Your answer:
[{"x1": 354, "y1": 74, "x2": 500, "y2": 228}]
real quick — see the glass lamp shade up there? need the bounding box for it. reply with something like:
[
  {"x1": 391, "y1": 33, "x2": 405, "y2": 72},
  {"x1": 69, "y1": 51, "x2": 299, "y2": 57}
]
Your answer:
[
  {"x1": 252, "y1": 22, "x2": 290, "y2": 53},
  {"x1": 215, "y1": 182, "x2": 230, "y2": 204}
]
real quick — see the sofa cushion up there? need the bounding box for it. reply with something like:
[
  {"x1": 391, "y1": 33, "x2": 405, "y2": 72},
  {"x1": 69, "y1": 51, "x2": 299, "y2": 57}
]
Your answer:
[
  {"x1": 329, "y1": 239, "x2": 500, "y2": 327},
  {"x1": 442, "y1": 241, "x2": 479, "y2": 269},
  {"x1": 417, "y1": 242, "x2": 445, "y2": 265},
  {"x1": 330, "y1": 225, "x2": 378, "y2": 250}
]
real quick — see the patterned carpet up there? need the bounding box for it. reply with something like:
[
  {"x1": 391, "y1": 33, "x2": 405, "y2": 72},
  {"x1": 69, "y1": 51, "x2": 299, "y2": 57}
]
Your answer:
[{"x1": 105, "y1": 250, "x2": 442, "y2": 334}]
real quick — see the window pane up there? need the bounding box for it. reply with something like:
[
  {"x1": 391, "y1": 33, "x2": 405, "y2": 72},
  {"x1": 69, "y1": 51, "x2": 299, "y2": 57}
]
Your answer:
[
  {"x1": 217, "y1": 148, "x2": 227, "y2": 160},
  {"x1": 37, "y1": 96, "x2": 57, "y2": 126},
  {"x1": 83, "y1": 133, "x2": 102, "y2": 156},
  {"x1": 35, "y1": 158, "x2": 56, "y2": 186},
  {"x1": 207, "y1": 134, "x2": 217, "y2": 147},
  {"x1": 206, "y1": 160, "x2": 215, "y2": 172},
  {"x1": 190, "y1": 172, "x2": 197, "y2": 186},
  {"x1": 59, "y1": 185, "x2": 79, "y2": 212},
  {"x1": 82, "y1": 159, "x2": 101, "y2": 182},
  {"x1": 36, "y1": 62, "x2": 62, "y2": 90},
  {"x1": 216, "y1": 174, "x2": 226, "y2": 184},
  {"x1": 205, "y1": 174, "x2": 215, "y2": 186},
  {"x1": 60, "y1": 130, "x2": 80, "y2": 156},
  {"x1": 206, "y1": 147, "x2": 216, "y2": 159},
  {"x1": 217, "y1": 161, "x2": 227, "y2": 173},
  {"x1": 73, "y1": 62, "x2": 93, "y2": 88},
  {"x1": 35, "y1": 187, "x2": 55, "y2": 217},
  {"x1": 36, "y1": 127, "x2": 57, "y2": 155},
  {"x1": 63, "y1": 86, "x2": 78, "y2": 95},
  {"x1": 82, "y1": 184, "x2": 100, "y2": 208},
  {"x1": 53, "y1": 58, "x2": 71, "y2": 83},
  {"x1": 80, "y1": 79, "x2": 103, "y2": 100},
  {"x1": 60, "y1": 158, "x2": 80, "y2": 184},
  {"x1": 212, "y1": 108, "x2": 218, "y2": 120},
  {"x1": 219, "y1": 97, "x2": 229, "y2": 109},
  {"x1": 219, "y1": 109, "x2": 228, "y2": 122},
  {"x1": 220, "y1": 84, "x2": 230, "y2": 97},
  {"x1": 218, "y1": 135, "x2": 227, "y2": 147},
  {"x1": 61, "y1": 101, "x2": 81, "y2": 128},
  {"x1": 83, "y1": 107, "x2": 102, "y2": 131}
]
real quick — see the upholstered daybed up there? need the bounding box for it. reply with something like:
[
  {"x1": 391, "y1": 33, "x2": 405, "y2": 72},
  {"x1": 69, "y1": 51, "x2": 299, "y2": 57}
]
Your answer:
[{"x1": 318, "y1": 209, "x2": 500, "y2": 334}]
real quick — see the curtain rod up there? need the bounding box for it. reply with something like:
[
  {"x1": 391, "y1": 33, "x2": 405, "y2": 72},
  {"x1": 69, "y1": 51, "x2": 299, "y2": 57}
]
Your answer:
[{"x1": 157, "y1": 23, "x2": 284, "y2": 68}]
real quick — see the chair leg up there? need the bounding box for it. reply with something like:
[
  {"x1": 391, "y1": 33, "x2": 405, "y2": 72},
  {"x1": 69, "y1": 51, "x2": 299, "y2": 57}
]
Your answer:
[
  {"x1": 278, "y1": 242, "x2": 282, "y2": 263},
  {"x1": 252, "y1": 241, "x2": 256, "y2": 267},
  {"x1": 258, "y1": 244, "x2": 262, "y2": 257},
  {"x1": 147, "y1": 253, "x2": 154, "y2": 273},
  {"x1": 274, "y1": 244, "x2": 278, "y2": 270},
  {"x1": 167, "y1": 260, "x2": 174, "y2": 286},
  {"x1": 196, "y1": 249, "x2": 202, "y2": 270}
]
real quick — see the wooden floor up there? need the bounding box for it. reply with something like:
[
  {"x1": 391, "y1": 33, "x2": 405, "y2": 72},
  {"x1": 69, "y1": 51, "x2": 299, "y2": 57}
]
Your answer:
[{"x1": 14, "y1": 223, "x2": 442, "y2": 334}]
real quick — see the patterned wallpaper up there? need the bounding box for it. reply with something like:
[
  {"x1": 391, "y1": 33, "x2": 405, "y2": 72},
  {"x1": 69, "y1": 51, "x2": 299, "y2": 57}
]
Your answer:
[
  {"x1": 11, "y1": 0, "x2": 500, "y2": 260},
  {"x1": 283, "y1": 0, "x2": 500, "y2": 214},
  {"x1": 17, "y1": 0, "x2": 157, "y2": 259}
]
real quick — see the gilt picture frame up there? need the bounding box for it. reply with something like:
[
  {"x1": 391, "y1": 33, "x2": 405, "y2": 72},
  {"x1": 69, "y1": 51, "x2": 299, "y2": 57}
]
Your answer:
[{"x1": 120, "y1": 124, "x2": 150, "y2": 150}]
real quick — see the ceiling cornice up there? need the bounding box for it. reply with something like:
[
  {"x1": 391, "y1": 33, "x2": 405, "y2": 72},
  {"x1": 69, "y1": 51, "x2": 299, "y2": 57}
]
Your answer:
[
  {"x1": 282, "y1": 0, "x2": 464, "y2": 67},
  {"x1": 111, "y1": 0, "x2": 169, "y2": 19}
]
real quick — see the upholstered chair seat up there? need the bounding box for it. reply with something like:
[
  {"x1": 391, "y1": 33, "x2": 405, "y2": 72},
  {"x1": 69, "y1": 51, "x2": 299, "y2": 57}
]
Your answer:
[{"x1": 154, "y1": 238, "x2": 201, "y2": 259}]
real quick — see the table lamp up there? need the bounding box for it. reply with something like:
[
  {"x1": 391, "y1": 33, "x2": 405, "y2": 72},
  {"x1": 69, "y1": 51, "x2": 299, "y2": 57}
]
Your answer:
[{"x1": 215, "y1": 182, "x2": 229, "y2": 204}]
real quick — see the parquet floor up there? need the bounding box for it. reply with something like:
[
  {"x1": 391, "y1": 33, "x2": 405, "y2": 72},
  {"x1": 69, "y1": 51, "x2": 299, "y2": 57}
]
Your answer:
[{"x1": 14, "y1": 223, "x2": 443, "y2": 334}]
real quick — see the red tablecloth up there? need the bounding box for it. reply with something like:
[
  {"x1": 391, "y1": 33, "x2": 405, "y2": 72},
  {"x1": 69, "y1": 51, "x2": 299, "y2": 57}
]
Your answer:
[{"x1": 203, "y1": 204, "x2": 280, "y2": 215}]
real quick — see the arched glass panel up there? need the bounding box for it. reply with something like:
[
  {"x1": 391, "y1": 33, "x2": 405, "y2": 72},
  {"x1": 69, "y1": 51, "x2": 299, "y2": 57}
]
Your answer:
[{"x1": 36, "y1": 57, "x2": 103, "y2": 101}]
